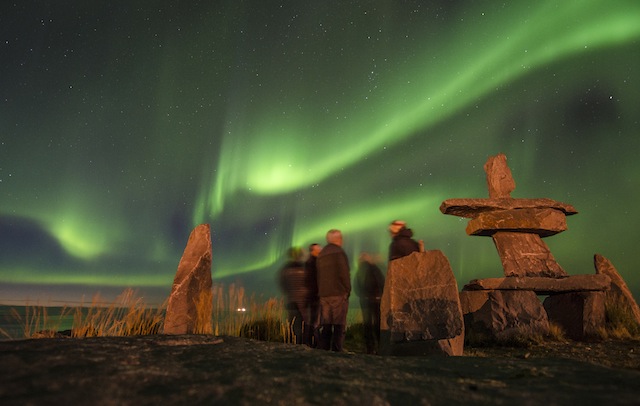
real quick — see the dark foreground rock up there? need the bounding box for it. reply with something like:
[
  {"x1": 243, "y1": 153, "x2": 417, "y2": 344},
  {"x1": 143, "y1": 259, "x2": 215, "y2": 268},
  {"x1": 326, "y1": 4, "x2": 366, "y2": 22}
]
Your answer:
[{"x1": 0, "y1": 335, "x2": 638, "y2": 406}]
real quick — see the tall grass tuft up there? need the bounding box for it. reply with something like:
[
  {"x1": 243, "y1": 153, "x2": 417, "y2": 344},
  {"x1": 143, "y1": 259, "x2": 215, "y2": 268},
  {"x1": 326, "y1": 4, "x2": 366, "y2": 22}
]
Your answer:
[
  {"x1": 239, "y1": 297, "x2": 291, "y2": 343},
  {"x1": 8, "y1": 305, "x2": 72, "y2": 339},
  {"x1": 194, "y1": 288, "x2": 213, "y2": 334},
  {"x1": 600, "y1": 297, "x2": 640, "y2": 340},
  {"x1": 210, "y1": 283, "x2": 290, "y2": 342},
  {"x1": 211, "y1": 283, "x2": 247, "y2": 336},
  {"x1": 546, "y1": 322, "x2": 567, "y2": 342}
]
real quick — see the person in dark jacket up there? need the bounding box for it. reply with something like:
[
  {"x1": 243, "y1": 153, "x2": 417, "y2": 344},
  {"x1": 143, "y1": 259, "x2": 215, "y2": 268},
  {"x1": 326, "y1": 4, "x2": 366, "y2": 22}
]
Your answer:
[
  {"x1": 316, "y1": 229, "x2": 351, "y2": 352},
  {"x1": 354, "y1": 253, "x2": 385, "y2": 354},
  {"x1": 305, "y1": 243, "x2": 322, "y2": 347},
  {"x1": 279, "y1": 246, "x2": 312, "y2": 345},
  {"x1": 388, "y1": 220, "x2": 421, "y2": 261}
]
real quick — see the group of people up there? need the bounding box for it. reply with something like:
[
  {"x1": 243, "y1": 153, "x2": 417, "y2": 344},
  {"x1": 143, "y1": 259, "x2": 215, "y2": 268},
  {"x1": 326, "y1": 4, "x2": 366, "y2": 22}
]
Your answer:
[{"x1": 279, "y1": 220, "x2": 421, "y2": 353}]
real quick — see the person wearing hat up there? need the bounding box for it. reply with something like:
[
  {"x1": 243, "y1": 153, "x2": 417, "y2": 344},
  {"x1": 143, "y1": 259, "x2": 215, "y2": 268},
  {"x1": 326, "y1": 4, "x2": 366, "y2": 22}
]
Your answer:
[{"x1": 388, "y1": 220, "x2": 421, "y2": 261}]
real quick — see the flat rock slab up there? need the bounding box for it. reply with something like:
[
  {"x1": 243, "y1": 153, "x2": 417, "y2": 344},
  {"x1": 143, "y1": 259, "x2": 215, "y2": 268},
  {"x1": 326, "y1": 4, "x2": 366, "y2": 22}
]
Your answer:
[
  {"x1": 440, "y1": 198, "x2": 578, "y2": 218},
  {"x1": 464, "y1": 274, "x2": 611, "y2": 295},
  {"x1": 466, "y1": 208, "x2": 568, "y2": 237},
  {"x1": 1, "y1": 335, "x2": 639, "y2": 405}
]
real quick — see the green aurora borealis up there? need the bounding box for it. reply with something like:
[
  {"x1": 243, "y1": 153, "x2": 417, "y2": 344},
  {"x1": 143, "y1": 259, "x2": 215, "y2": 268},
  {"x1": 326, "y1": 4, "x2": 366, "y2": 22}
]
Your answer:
[{"x1": 1, "y1": 1, "x2": 639, "y2": 305}]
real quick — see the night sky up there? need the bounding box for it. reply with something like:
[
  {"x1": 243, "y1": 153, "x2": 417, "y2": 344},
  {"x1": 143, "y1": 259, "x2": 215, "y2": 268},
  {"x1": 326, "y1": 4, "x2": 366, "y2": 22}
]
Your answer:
[{"x1": 1, "y1": 1, "x2": 639, "y2": 306}]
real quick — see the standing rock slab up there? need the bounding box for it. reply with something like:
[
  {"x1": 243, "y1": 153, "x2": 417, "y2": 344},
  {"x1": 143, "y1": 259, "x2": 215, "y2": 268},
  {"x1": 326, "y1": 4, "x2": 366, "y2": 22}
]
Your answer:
[
  {"x1": 164, "y1": 224, "x2": 213, "y2": 335},
  {"x1": 380, "y1": 251, "x2": 464, "y2": 356}
]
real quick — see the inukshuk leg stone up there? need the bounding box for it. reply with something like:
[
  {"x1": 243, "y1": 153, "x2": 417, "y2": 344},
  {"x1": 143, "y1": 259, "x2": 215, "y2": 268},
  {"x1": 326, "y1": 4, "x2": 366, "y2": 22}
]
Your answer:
[{"x1": 492, "y1": 231, "x2": 566, "y2": 277}]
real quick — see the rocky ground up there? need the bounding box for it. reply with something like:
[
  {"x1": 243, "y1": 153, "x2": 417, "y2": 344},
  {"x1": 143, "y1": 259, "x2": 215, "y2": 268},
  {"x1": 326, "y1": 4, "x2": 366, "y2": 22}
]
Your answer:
[
  {"x1": 466, "y1": 338, "x2": 640, "y2": 371},
  {"x1": 0, "y1": 335, "x2": 638, "y2": 405}
]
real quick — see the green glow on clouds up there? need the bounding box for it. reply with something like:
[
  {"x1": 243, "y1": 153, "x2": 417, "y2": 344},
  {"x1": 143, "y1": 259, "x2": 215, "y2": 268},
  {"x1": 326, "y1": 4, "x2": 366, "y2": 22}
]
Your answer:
[
  {"x1": 195, "y1": 0, "x2": 640, "y2": 221},
  {"x1": 1, "y1": 0, "x2": 639, "y2": 303}
]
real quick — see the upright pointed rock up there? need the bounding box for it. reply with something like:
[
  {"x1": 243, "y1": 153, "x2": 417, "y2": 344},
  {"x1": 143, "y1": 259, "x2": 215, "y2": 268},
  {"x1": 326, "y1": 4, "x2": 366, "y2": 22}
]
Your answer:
[{"x1": 164, "y1": 224, "x2": 213, "y2": 335}]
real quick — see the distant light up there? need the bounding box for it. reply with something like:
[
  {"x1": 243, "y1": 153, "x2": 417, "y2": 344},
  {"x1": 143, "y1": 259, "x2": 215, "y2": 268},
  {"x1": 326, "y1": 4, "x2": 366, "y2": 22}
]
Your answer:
[{"x1": 236, "y1": 307, "x2": 246, "y2": 312}]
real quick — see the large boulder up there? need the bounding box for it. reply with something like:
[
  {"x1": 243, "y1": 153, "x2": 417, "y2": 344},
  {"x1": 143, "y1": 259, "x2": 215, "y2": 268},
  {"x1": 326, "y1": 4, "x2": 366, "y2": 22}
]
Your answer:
[
  {"x1": 164, "y1": 224, "x2": 213, "y2": 335},
  {"x1": 380, "y1": 251, "x2": 464, "y2": 356},
  {"x1": 460, "y1": 290, "x2": 550, "y2": 341}
]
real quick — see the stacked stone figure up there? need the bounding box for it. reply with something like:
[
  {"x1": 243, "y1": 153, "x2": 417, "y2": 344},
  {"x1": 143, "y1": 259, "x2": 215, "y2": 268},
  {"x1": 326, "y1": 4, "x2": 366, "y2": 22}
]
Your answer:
[{"x1": 440, "y1": 153, "x2": 614, "y2": 340}]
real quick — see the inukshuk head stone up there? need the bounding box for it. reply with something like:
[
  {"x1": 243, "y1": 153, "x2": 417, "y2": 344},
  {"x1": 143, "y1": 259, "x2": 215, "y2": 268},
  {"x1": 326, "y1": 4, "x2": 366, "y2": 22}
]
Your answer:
[{"x1": 484, "y1": 153, "x2": 516, "y2": 199}]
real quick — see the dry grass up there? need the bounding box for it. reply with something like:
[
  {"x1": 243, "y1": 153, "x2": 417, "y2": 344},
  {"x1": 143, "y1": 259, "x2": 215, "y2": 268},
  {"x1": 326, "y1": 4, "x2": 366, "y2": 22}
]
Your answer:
[
  {"x1": 193, "y1": 288, "x2": 213, "y2": 335},
  {"x1": 4, "y1": 285, "x2": 355, "y2": 345},
  {"x1": 4, "y1": 285, "x2": 292, "y2": 341},
  {"x1": 598, "y1": 297, "x2": 640, "y2": 340},
  {"x1": 11, "y1": 291, "x2": 640, "y2": 346},
  {"x1": 4, "y1": 305, "x2": 73, "y2": 339},
  {"x1": 72, "y1": 289, "x2": 165, "y2": 337},
  {"x1": 211, "y1": 283, "x2": 246, "y2": 336},
  {"x1": 69, "y1": 285, "x2": 289, "y2": 340},
  {"x1": 466, "y1": 321, "x2": 570, "y2": 349},
  {"x1": 546, "y1": 322, "x2": 567, "y2": 342},
  {"x1": 212, "y1": 283, "x2": 291, "y2": 342}
]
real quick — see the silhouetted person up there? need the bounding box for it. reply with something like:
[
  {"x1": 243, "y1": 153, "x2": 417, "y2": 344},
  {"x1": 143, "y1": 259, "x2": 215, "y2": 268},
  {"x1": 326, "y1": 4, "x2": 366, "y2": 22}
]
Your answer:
[
  {"x1": 279, "y1": 246, "x2": 311, "y2": 345},
  {"x1": 316, "y1": 229, "x2": 351, "y2": 352},
  {"x1": 355, "y1": 253, "x2": 385, "y2": 354},
  {"x1": 388, "y1": 220, "x2": 421, "y2": 261},
  {"x1": 305, "y1": 243, "x2": 322, "y2": 347}
]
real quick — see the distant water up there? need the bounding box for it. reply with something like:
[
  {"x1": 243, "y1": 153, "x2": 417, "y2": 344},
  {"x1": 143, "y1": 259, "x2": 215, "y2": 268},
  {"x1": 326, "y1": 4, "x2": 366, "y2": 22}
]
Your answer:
[{"x1": 0, "y1": 305, "x2": 76, "y2": 340}]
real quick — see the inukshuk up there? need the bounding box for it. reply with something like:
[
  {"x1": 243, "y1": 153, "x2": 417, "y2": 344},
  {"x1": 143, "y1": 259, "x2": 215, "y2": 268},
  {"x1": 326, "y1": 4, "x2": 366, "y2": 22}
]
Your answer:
[
  {"x1": 440, "y1": 153, "x2": 611, "y2": 340},
  {"x1": 442, "y1": 153, "x2": 578, "y2": 278}
]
